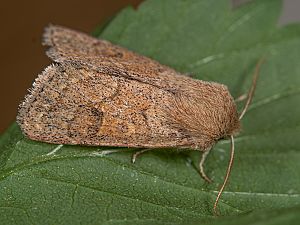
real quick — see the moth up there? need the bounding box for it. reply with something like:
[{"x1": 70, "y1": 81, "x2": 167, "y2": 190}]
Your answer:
[{"x1": 17, "y1": 25, "x2": 262, "y2": 214}]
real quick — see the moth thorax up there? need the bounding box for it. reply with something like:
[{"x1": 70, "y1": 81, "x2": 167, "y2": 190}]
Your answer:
[{"x1": 169, "y1": 82, "x2": 240, "y2": 149}]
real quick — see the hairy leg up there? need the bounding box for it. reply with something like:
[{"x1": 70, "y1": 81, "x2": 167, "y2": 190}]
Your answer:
[
  {"x1": 131, "y1": 149, "x2": 153, "y2": 163},
  {"x1": 199, "y1": 149, "x2": 212, "y2": 183}
]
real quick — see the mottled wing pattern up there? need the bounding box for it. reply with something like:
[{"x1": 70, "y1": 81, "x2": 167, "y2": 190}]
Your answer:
[{"x1": 17, "y1": 62, "x2": 194, "y2": 148}]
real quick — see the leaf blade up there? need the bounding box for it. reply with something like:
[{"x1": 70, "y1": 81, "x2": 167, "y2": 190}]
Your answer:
[{"x1": 1, "y1": 0, "x2": 300, "y2": 224}]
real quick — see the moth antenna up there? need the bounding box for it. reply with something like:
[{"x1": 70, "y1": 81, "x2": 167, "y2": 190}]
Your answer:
[
  {"x1": 213, "y1": 135, "x2": 235, "y2": 215},
  {"x1": 239, "y1": 57, "x2": 265, "y2": 120}
]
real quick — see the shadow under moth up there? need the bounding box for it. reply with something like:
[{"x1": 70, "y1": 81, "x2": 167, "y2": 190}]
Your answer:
[{"x1": 17, "y1": 25, "x2": 262, "y2": 215}]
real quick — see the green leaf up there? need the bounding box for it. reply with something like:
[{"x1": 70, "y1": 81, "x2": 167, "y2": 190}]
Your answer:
[{"x1": 1, "y1": 0, "x2": 300, "y2": 224}]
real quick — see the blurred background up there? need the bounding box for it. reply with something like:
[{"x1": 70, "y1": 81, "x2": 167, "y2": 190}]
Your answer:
[{"x1": 1, "y1": 0, "x2": 300, "y2": 133}]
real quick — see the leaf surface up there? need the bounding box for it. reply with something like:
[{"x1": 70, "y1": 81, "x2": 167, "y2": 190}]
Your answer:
[{"x1": 1, "y1": 0, "x2": 300, "y2": 224}]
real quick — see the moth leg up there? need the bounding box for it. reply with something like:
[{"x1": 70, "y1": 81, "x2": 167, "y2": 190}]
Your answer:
[
  {"x1": 235, "y1": 94, "x2": 247, "y2": 102},
  {"x1": 131, "y1": 148, "x2": 152, "y2": 163},
  {"x1": 99, "y1": 149, "x2": 122, "y2": 156},
  {"x1": 199, "y1": 149, "x2": 212, "y2": 183}
]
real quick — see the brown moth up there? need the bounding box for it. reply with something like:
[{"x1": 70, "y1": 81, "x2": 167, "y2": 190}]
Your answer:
[{"x1": 17, "y1": 25, "x2": 262, "y2": 214}]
